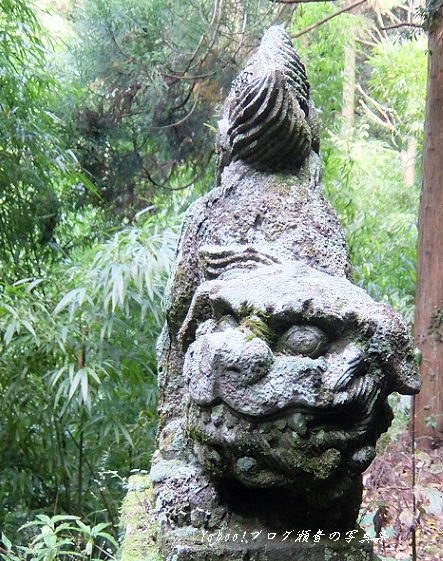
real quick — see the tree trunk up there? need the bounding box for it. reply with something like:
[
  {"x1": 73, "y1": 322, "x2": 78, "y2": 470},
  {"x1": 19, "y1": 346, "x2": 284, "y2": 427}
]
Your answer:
[
  {"x1": 413, "y1": 4, "x2": 443, "y2": 447},
  {"x1": 400, "y1": 136, "x2": 417, "y2": 188},
  {"x1": 342, "y1": 38, "x2": 356, "y2": 133}
]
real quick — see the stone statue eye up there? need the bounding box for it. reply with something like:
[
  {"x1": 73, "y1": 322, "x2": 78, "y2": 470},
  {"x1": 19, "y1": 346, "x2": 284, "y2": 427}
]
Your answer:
[{"x1": 278, "y1": 325, "x2": 329, "y2": 358}]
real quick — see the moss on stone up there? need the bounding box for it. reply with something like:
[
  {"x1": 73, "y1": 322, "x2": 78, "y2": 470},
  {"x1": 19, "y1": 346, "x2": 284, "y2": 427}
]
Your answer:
[
  {"x1": 240, "y1": 315, "x2": 275, "y2": 344},
  {"x1": 120, "y1": 474, "x2": 162, "y2": 561}
]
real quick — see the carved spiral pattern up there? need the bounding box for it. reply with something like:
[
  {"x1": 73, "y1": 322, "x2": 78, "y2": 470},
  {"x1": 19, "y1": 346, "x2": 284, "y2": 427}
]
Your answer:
[
  {"x1": 259, "y1": 26, "x2": 310, "y2": 117},
  {"x1": 226, "y1": 26, "x2": 313, "y2": 171},
  {"x1": 228, "y1": 70, "x2": 311, "y2": 170}
]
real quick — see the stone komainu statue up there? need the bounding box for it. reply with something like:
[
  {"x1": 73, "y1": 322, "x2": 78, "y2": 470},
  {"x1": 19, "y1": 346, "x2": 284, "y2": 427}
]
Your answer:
[{"x1": 148, "y1": 25, "x2": 420, "y2": 560}]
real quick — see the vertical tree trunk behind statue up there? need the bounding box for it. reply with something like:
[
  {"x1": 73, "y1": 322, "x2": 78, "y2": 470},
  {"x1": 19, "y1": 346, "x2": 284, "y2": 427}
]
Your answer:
[{"x1": 414, "y1": 4, "x2": 443, "y2": 445}]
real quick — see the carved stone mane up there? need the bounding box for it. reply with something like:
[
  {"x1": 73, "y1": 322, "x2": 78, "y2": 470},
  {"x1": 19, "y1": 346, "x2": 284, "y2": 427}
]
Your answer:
[{"x1": 217, "y1": 26, "x2": 319, "y2": 175}]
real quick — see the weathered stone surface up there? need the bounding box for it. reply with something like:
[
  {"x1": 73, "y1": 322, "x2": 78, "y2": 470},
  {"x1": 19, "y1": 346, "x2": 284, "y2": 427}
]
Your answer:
[
  {"x1": 121, "y1": 25, "x2": 420, "y2": 561},
  {"x1": 121, "y1": 475, "x2": 373, "y2": 561}
]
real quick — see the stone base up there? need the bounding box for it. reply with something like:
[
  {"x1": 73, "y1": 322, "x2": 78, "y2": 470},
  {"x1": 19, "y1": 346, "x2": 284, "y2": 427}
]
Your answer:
[{"x1": 120, "y1": 475, "x2": 373, "y2": 561}]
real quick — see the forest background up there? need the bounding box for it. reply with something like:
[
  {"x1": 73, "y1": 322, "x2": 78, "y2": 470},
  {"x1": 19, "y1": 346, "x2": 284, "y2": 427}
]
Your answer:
[{"x1": 0, "y1": 0, "x2": 433, "y2": 558}]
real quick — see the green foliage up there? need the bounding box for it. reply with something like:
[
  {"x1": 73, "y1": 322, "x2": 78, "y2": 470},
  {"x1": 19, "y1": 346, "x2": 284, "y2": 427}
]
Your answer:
[
  {"x1": 241, "y1": 316, "x2": 276, "y2": 345},
  {"x1": 292, "y1": 2, "x2": 425, "y2": 324},
  {"x1": 322, "y1": 129, "x2": 418, "y2": 323},
  {"x1": 292, "y1": 4, "x2": 365, "y2": 132},
  {"x1": 60, "y1": 0, "x2": 292, "y2": 216},
  {"x1": 0, "y1": 215, "x2": 178, "y2": 538},
  {"x1": 1, "y1": 514, "x2": 118, "y2": 560},
  {"x1": 367, "y1": 35, "x2": 427, "y2": 144},
  {"x1": 0, "y1": 0, "x2": 95, "y2": 280}
]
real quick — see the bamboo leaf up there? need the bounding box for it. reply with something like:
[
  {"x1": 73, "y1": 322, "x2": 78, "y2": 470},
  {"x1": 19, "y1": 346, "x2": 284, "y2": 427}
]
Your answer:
[
  {"x1": 25, "y1": 278, "x2": 45, "y2": 292},
  {"x1": 4, "y1": 319, "x2": 20, "y2": 345},
  {"x1": 53, "y1": 289, "x2": 82, "y2": 315},
  {"x1": 1, "y1": 302, "x2": 20, "y2": 319},
  {"x1": 68, "y1": 370, "x2": 82, "y2": 401},
  {"x1": 115, "y1": 421, "x2": 134, "y2": 447},
  {"x1": 20, "y1": 319, "x2": 36, "y2": 338},
  {"x1": 1, "y1": 534, "x2": 12, "y2": 550},
  {"x1": 90, "y1": 521, "x2": 109, "y2": 535},
  {"x1": 81, "y1": 369, "x2": 89, "y2": 407}
]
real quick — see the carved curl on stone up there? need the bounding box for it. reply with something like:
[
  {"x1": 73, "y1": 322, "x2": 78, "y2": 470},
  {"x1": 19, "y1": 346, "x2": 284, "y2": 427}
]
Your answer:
[{"x1": 217, "y1": 26, "x2": 320, "y2": 176}]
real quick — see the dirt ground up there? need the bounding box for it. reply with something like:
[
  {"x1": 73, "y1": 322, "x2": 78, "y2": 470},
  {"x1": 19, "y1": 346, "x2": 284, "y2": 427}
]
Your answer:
[{"x1": 360, "y1": 434, "x2": 443, "y2": 560}]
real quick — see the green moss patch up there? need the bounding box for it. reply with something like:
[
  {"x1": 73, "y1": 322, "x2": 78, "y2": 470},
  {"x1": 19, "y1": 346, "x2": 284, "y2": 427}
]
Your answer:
[{"x1": 120, "y1": 474, "x2": 162, "y2": 561}]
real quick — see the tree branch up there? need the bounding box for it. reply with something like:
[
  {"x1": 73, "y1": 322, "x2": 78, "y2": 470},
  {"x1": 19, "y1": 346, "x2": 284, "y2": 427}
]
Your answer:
[
  {"x1": 356, "y1": 82, "x2": 397, "y2": 127},
  {"x1": 374, "y1": 6, "x2": 388, "y2": 40},
  {"x1": 385, "y1": 9, "x2": 403, "y2": 25},
  {"x1": 356, "y1": 38, "x2": 379, "y2": 48},
  {"x1": 151, "y1": 99, "x2": 199, "y2": 130},
  {"x1": 358, "y1": 99, "x2": 396, "y2": 131},
  {"x1": 139, "y1": 152, "x2": 215, "y2": 191},
  {"x1": 380, "y1": 22, "x2": 422, "y2": 30},
  {"x1": 291, "y1": 0, "x2": 367, "y2": 38}
]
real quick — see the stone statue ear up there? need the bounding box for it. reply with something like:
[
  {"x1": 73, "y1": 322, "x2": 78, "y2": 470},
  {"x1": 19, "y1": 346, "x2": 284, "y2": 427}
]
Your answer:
[
  {"x1": 369, "y1": 319, "x2": 421, "y2": 396},
  {"x1": 177, "y1": 286, "x2": 212, "y2": 352},
  {"x1": 389, "y1": 351, "x2": 421, "y2": 395}
]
